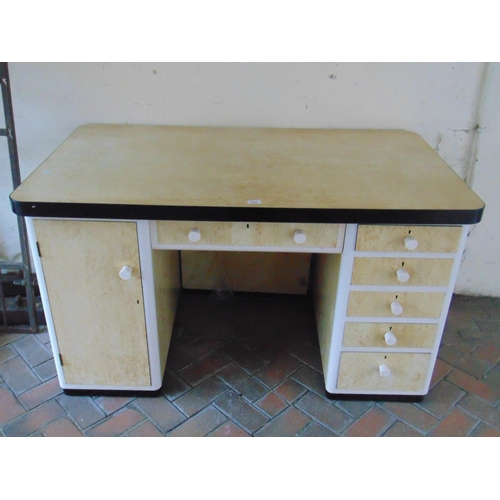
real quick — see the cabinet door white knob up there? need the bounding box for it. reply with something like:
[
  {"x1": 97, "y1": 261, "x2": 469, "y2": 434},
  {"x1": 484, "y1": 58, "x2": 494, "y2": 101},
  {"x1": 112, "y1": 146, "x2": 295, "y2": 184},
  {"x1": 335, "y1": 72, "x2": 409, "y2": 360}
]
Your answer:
[
  {"x1": 188, "y1": 228, "x2": 201, "y2": 242},
  {"x1": 396, "y1": 268, "x2": 410, "y2": 282},
  {"x1": 404, "y1": 235, "x2": 418, "y2": 250},
  {"x1": 384, "y1": 331, "x2": 397, "y2": 346},
  {"x1": 390, "y1": 301, "x2": 403, "y2": 315},
  {"x1": 119, "y1": 265, "x2": 133, "y2": 280},
  {"x1": 379, "y1": 364, "x2": 391, "y2": 378},
  {"x1": 294, "y1": 229, "x2": 306, "y2": 244}
]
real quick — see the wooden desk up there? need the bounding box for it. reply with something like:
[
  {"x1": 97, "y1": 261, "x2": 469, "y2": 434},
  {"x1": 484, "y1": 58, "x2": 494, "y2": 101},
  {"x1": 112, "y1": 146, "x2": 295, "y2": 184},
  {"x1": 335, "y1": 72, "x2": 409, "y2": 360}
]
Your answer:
[{"x1": 10, "y1": 125, "x2": 484, "y2": 398}]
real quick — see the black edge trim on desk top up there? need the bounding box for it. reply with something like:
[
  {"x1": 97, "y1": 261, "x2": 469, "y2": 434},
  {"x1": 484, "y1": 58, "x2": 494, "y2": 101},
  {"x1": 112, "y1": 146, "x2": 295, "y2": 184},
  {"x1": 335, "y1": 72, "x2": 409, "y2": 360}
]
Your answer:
[{"x1": 10, "y1": 198, "x2": 485, "y2": 225}]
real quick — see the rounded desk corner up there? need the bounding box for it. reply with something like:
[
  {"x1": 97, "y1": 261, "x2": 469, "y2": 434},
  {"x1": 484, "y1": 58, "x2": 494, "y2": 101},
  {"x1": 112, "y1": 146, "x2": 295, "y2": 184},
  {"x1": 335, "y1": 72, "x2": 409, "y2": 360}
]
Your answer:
[{"x1": 9, "y1": 193, "x2": 24, "y2": 216}]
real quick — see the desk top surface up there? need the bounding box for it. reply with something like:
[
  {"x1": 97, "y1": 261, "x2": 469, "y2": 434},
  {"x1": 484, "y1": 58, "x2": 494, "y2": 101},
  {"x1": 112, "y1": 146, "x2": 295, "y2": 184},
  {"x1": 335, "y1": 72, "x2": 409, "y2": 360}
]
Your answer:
[{"x1": 10, "y1": 124, "x2": 484, "y2": 224}]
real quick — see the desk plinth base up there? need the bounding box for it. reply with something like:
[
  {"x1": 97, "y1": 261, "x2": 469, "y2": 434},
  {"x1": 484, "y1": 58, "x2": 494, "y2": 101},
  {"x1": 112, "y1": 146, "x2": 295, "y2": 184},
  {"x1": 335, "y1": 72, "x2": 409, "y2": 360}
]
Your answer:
[
  {"x1": 325, "y1": 391, "x2": 424, "y2": 403},
  {"x1": 63, "y1": 388, "x2": 163, "y2": 398}
]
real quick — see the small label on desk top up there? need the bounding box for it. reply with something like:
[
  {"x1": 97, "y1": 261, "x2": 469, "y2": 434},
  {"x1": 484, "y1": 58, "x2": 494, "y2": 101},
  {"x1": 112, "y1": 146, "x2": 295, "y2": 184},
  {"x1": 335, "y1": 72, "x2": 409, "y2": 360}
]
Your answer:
[{"x1": 247, "y1": 199, "x2": 262, "y2": 205}]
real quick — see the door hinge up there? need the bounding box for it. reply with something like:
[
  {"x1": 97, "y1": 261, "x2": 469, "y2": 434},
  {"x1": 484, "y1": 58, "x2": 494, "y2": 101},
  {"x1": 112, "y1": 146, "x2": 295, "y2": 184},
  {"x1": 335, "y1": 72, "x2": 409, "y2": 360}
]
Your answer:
[
  {"x1": 36, "y1": 241, "x2": 42, "y2": 257},
  {"x1": 59, "y1": 353, "x2": 63, "y2": 366}
]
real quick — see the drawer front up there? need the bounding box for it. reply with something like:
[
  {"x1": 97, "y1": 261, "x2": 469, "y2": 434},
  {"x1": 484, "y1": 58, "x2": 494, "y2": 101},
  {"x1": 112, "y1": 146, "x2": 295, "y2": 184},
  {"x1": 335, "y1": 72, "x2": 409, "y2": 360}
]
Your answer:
[
  {"x1": 347, "y1": 291, "x2": 445, "y2": 318},
  {"x1": 156, "y1": 221, "x2": 341, "y2": 249},
  {"x1": 356, "y1": 225, "x2": 462, "y2": 253},
  {"x1": 337, "y1": 352, "x2": 431, "y2": 392},
  {"x1": 351, "y1": 257, "x2": 454, "y2": 286},
  {"x1": 343, "y1": 322, "x2": 438, "y2": 348}
]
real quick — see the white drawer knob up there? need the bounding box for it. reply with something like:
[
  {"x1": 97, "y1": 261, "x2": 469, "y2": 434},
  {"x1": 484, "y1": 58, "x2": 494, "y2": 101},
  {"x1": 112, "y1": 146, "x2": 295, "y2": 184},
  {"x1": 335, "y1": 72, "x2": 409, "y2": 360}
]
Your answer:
[
  {"x1": 404, "y1": 235, "x2": 418, "y2": 250},
  {"x1": 396, "y1": 268, "x2": 410, "y2": 282},
  {"x1": 379, "y1": 364, "x2": 391, "y2": 378},
  {"x1": 390, "y1": 301, "x2": 403, "y2": 315},
  {"x1": 384, "y1": 331, "x2": 397, "y2": 346},
  {"x1": 294, "y1": 229, "x2": 306, "y2": 244},
  {"x1": 188, "y1": 228, "x2": 201, "y2": 242},
  {"x1": 119, "y1": 265, "x2": 132, "y2": 280}
]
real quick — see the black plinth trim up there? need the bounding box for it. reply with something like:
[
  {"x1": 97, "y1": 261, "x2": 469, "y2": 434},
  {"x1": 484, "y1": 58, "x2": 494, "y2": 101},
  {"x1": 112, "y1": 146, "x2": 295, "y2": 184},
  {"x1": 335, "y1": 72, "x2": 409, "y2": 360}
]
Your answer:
[
  {"x1": 63, "y1": 388, "x2": 163, "y2": 398},
  {"x1": 325, "y1": 391, "x2": 424, "y2": 403},
  {"x1": 10, "y1": 197, "x2": 485, "y2": 225}
]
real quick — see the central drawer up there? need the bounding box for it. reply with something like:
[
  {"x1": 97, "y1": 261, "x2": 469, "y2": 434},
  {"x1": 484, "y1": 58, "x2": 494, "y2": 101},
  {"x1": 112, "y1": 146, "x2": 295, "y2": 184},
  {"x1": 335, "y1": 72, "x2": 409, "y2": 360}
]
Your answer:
[
  {"x1": 155, "y1": 221, "x2": 342, "y2": 250},
  {"x1": 347, "y1": 291, "x2": 445, "y2": 318},
  {"x1": 337, "y1": 352, "x2": 431, "y2": 392}
]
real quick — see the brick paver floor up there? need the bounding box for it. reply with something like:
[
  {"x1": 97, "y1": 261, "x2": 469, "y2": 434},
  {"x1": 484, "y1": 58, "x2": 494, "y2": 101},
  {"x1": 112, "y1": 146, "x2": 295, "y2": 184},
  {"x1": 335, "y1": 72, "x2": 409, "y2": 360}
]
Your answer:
[{"x1": 1, "y1": 293, "x2": 499, "y2": 437}]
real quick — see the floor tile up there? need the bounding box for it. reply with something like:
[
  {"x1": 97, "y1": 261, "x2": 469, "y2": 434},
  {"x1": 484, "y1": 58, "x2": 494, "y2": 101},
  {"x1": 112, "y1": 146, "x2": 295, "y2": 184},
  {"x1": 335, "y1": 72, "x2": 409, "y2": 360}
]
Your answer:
[
  {"x1": 253, "y1": 352, "x2": 304, "y2": 389},
  {"x1": 214, "y1": 391, "x2": 269, "y2": 434},
  {"x1": 254, "y1": 407, "x2": 311, "y2": 437},
  {"x1": 161, "y1": 367, "x2": 191, "y2": 401},
  {"x1": 42, "y1": 417, "x2": 84, "y2": 437},
  {"x1": 134, "y1": 397, "x2": 186, "y2": 433},
  {"x1": 2, "y1": 400, "x2": 65, "y2": 437},
  {"x1": 470, "y1": 423, "x2": 500, "y2": 437},
  {"x1": 291, "y1": 365, "x2": 327, "y2": 398},
  {"x1": 32, "y1": 358, "x2": 57, "y2": 382},
  {"x1": 0, "y1": 384, "x2": 26, "y2": 425},
  {"x1": 255, "y1": 391, "x2": 288, "y2": 418},
  {"x1": 295, "y1": 392, "x2": 352, "y2": 434},
  {"x1": 429, "y1": 408, "x2": 479, "y2": 437},
  {"x1": 181, "y1": 338, "x2": 228, "y2": 361},
  {"x1": 334, "y1": 399, "x2": 375, "y2": 419},
  {"x1": 126, "y1": 420, "x2": 165, "y2": 437},
  {"x1": 0, "y1": 344, "x2": 17, "y2": 364},
  {"x1": 209, "y1": 421, "x2": 251, "y2": 437},
  {"x1": 287, "y1": 342, "x2": 323, "y2": 372},
  {"x1": 383, "y1": 421, "x2": 424, "y2": 437},
  {"x1": 417, "y1": 379, "x2": 465, "y2": 419},
  {"x1": 95, "y1": 396, "x2": 135, "y2": 415},
  {"x1": 457, "y1": 393, "x2": 500, "y2": 431},
  {"x1": 216, "y1": 363, "x2": 250, "y2": 388},
  {"x1": 438, "y1": 345, "x2": 490, "y2": 379},
  {"x1": 19, "y1": 377, "x2": 63, "y2": 410},
  {"x1": 86, "y1": 407, "x2": 145, "y2": 437},
  {"x1": 173, "y1": 377, "x2": 229, "y2": 417},
  {"x1": 221, "y1": 340, "x2": 269, "y2": 374},
  {"x1": 0, "y1": 356, "x2": 41, "y2": 394},
  {"x1": 12, "y1": 335, "x2": 53, "y2": 367},
  {"x1": 233, "y1": 377, "x2": 268, "y2": 403},
  {"x1": 380, "y1": 401, "x2": 439, "y2": 433},
  {"x1": 275, "y1": 378, "x2": 307, "y2": 403},
  {"x1": 179, "y1": 350, "x2": 231, "y2": 386},
  {"x1": 168, "y1": 406, "x2": 227, "y2": 437},
  {"x1": 343, "y1": 407, "x2": 395, "y2": 437},
  {"x1": 446, "y1": 368, "x2": 500, "y2": 405},
  {"x1": 56, "y1": 393, "x2": 106, "y2": 429},
  {"x1": 297, "y1": 421, "x2": 337, "y2": 437}
]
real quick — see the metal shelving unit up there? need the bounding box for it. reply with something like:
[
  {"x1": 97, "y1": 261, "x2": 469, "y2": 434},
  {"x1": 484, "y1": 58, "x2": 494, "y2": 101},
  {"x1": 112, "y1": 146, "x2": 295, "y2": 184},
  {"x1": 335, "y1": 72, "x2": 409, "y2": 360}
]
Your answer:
[{"x1": 1, "y1": 62, "x2": 40, "y2": 333}]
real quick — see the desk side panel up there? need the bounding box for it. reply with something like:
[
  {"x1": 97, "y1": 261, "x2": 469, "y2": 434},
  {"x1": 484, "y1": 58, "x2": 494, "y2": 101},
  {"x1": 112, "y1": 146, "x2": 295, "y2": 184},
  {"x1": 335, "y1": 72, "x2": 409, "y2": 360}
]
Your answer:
[
  {"x1": 312, "y1": 253, "x2": 341, "y2": 377},
  {"x1": 152, "y1": 249, "x2": 181, "y2": 374}
]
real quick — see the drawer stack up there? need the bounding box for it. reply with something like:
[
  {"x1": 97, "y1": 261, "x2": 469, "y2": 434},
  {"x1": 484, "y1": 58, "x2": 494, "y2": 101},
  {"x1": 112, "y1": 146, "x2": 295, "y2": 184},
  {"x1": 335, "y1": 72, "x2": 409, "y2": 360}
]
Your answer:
[{"x1": 333, "y1": 224, "x2": 465, "y2": 396}]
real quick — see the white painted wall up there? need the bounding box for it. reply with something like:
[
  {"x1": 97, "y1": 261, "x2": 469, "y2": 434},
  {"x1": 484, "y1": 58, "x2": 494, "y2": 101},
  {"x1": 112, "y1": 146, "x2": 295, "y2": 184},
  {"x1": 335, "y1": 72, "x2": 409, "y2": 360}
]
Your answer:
[{"x1": 1, "y1": 62, "x2": 498, "y2": 295}]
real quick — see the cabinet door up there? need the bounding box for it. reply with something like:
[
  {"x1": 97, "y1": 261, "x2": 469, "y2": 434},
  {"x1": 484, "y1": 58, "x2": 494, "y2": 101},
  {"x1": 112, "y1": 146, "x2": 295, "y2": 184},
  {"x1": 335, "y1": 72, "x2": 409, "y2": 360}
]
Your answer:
[{"x1": 34, "y1": 219, "x2": 150, "y2": 387}]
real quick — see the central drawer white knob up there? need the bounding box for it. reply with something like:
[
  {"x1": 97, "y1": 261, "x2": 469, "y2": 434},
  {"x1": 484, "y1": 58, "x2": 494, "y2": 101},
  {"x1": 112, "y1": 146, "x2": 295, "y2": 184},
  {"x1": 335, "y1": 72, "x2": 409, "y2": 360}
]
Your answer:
[
  {"x1": 188, "y1": 228, "x2": 201, "y2": 242},
  {"x1": 404, "y1": 235, "x2": 418, "y2": 250},
  {"x1": 390, "y1": 301, "x2": 403, "y2": 315},
  {"x1": 119, "y1": 265, "x2": 133, "y2": 280},
  {"x1": 379, "y1": 364, "x2": 391, "y2": 378},
  {"x1": 384, "y1": 331, "x2": 397, "y2": 346},
  {"x1": 294, "y1": 229, "x2": 306, "y2": 244},
  {"x1": 396, "y1": 268, "x2": 410, "y2": 282}
]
